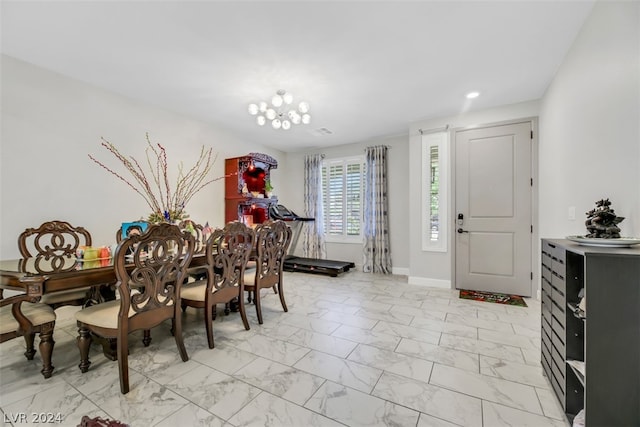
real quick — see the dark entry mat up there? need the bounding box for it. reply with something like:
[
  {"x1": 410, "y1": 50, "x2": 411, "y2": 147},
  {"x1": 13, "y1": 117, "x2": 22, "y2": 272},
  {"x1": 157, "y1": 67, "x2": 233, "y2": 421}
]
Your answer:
[{"x1": 459, "y1": 289, "x2": 528, "y2": 307}]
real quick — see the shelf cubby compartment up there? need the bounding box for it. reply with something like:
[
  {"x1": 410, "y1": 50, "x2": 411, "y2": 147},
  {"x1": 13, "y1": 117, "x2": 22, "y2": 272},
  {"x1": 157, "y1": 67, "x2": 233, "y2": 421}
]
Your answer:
[
  {"x1": 566, "y1": 302, "x2": 585, "y2": 321},
  {"x1": 566, "y1": 359, "x2": 585, "y2": 387}
]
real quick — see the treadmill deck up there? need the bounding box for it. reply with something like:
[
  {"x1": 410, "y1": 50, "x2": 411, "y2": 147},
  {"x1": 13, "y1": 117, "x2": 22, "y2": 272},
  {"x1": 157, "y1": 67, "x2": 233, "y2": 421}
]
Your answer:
[{"x1": 284, "y1": 256, "x2": 355, "y2": 277}]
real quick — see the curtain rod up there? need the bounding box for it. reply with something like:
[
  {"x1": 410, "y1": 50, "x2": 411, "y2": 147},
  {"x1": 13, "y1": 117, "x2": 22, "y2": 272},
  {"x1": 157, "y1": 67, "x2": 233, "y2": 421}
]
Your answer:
[
  {"x1": 364, "y1": 145, "x2": 391, "y2": 150},
  {"x1": 418, "y1": 125, "x2": 449, "y2": 135}
]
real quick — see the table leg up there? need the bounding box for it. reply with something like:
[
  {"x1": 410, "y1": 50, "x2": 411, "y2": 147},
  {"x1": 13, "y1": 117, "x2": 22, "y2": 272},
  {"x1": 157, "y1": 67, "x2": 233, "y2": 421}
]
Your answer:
[
  {"x1": 229, "y1": 297, "x2": 239, "y2": 313},
  {"x1": 86, "y1": 334, "x2": 118, "y2": 361},
  {"x1": 99, "y1": 337, "x2": 118, "y2": 361}
]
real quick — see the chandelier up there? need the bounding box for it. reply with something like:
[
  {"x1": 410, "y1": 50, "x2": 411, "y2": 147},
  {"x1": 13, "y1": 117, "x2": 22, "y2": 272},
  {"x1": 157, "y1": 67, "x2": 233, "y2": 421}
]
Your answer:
[{"x1": 248, "y1": 89, "x2": 311, "y2": 130}]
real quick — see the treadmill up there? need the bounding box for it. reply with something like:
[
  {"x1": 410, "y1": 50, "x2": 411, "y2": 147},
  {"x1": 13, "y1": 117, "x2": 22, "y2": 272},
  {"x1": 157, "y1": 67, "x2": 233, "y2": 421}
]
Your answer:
[{"x1": 269, "y1": 204, "x2": 355, "y2": 277}]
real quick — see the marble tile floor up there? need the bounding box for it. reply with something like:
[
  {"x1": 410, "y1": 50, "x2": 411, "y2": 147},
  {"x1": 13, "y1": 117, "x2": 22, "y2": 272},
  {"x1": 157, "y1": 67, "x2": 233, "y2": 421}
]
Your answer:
[{"x1": 0, "y1": 271, "x2": 568, "y2": 427}]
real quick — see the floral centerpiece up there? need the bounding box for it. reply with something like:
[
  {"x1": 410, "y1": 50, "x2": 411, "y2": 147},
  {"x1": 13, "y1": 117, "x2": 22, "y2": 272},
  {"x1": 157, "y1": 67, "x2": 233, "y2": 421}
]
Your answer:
[{"x1": 89, "y1": 133, "x2": 232, "y2": 223}]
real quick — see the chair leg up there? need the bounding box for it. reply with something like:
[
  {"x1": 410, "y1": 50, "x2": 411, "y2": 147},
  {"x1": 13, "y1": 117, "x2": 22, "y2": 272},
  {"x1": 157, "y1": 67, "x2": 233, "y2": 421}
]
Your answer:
[
  {"x1": 39, "y1": 321, "x2": 55, "y2": 379},
  {"x1": 23, "y1": 333, "x2": 36, "y2": 360},
  {"x1": 255, "y1": 288, "x2": 263, "y2": 325},
  {"x1": 278, "y1": 281, "x2": 288, "y2": 313},
  {"x1": 205, "y1": 303, "x2": 215, "y2": 349},
  {"x1": 117, "y1": 332, "x2": 129, "y2": 394},
  {"x1": 238, "y1": 293, "x2": 250, "y2": 331},
  {"x1": 77, "y1": 326, "x2": 92, "y2": 373},
  {"x1": 173, "y1": 313, "x2": 189, "y2": 362}
]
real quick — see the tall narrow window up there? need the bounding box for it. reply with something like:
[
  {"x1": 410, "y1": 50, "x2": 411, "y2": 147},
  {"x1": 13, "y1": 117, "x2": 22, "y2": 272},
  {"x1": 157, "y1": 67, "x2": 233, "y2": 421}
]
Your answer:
[
  {"x1": 422, "y1": 132, "x2": 448, "y2": 251},
  {"x1": 430, "y1": 146, "x2": 440, "y2": 241},
  {"x1": 321, "y1": 157, "x2": 364, "y2": 241}
]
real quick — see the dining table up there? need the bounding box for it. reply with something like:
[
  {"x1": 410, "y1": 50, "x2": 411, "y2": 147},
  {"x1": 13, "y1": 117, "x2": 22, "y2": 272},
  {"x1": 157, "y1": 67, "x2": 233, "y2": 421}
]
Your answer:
[{"x1": 0, "y1": 252, "x2": 208, "y2": 378}]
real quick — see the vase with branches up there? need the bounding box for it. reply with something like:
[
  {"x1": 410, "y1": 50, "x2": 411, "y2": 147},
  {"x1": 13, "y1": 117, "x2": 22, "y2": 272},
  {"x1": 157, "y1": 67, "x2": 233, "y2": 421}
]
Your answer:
[{"x1": 89, "y1": 133, "x2": 233, "y2": 223}]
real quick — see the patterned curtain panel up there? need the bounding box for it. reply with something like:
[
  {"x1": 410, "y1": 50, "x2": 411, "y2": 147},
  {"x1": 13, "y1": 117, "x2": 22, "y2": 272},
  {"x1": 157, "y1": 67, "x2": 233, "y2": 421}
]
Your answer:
[
  {"x1": 363, "y1": 145, "x2": 392, "y2": 274},
  {"x1": 302, "y1": 154, "x2": 327, "y2": 259}
]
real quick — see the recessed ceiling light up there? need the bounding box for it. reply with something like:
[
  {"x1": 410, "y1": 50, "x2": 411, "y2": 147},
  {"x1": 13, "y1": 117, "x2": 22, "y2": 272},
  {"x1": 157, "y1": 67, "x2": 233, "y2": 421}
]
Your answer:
[{"x1": 466, "y1": 91, "x2": 480, "y2": 99}]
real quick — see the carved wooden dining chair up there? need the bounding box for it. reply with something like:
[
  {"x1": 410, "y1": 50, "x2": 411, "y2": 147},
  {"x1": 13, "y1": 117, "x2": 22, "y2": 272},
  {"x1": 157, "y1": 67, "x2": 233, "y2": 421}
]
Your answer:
[
  {"x1": 178, "y1": 220, "x2": 208, "y2": 281},
  {"x1": 75, "y1": 223, "x2": 195, "y2": 394},
  {"x1": 17, "y1": 220, "x2": 94, "y2": 309},
  {"x1": 181, "y1": 221, "x2": 255, "y2": 348},
  {"x1": 244, "y1": 220, "x2": 292, "y2": 324},
  {"x1": 0, "y1": 293, "x2": 56, "y2": 378}
]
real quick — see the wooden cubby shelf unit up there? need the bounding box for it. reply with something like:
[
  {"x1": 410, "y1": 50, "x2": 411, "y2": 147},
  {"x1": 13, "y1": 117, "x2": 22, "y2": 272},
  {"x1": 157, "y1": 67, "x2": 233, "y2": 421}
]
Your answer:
[{"x1": 541, "y1": 238, "x2": 640, "y2": 426}]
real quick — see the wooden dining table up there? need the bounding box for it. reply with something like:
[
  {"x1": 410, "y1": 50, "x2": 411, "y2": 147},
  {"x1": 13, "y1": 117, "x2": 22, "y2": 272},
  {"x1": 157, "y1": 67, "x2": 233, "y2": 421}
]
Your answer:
[{"x1": 0, "y1": 252, "x2": 208, "y2": 378}]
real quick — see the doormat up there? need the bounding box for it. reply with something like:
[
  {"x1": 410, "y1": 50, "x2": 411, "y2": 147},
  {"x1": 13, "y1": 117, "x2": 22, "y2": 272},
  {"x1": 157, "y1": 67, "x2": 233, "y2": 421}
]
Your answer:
[{"x1": 459, "y1": 289, "x2": 528, "y2": 307}]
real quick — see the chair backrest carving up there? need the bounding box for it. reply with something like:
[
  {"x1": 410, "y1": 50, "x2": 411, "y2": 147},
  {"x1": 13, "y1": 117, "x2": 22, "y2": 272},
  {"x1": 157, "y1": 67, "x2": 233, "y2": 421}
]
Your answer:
[
  {"x1": 179, "y1": 220, "x2": 207, "y2": 254},
  {"x1": 206, "y1": 222, "x2": 255, "y2": 295},
  {"x1": 113, "y1": 223, "x2": 194, "y2": 326},
  {"x1": 254, "y1": 220, "x2": 292, "y2": 287},
  {"x1": 18, "y1": 256, "x2": 79, "y2": 275},
  {"x1": 18, "y1": 220, "x2": 92, "y2": 258}
]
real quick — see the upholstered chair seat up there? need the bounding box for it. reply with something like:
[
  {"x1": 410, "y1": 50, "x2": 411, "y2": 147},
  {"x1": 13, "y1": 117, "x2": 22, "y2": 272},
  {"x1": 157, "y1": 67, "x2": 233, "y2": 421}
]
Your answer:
[
  {"x1": 39, "y1": 289, "x2": 91, "y2": 306},
  {"x1": 180, "y1": 280, "x2": 207, "y2": 302}
]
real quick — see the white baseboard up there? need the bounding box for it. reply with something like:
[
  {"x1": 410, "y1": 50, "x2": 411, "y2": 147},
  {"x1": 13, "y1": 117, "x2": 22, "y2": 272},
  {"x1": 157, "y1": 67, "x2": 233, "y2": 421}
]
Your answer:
[
  {"x1": 348, "y1": 265, "x2": 409, "y2": 276},
  {"x1": 408, "y1": 276, "x2": 451, "y2": 288},
  {"x1": 392, "y1": 267, "x2": 409, "y2": 276}
]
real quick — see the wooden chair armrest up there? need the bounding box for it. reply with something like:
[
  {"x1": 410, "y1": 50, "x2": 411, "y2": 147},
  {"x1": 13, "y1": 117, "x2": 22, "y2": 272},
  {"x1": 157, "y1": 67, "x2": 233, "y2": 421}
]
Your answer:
[
  {"x1": 0, "y1": 293, "x2": 34, "y2": 307},
  {"x1": 0, "y1": 293, "x2": 39, "y2": 331}
]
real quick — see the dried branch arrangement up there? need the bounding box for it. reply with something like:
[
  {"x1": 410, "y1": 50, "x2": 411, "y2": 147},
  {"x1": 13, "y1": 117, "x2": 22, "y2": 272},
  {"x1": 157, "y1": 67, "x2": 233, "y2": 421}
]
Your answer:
[{"x1": 89, "y1": 133, "x2": 231, "y2": 222}]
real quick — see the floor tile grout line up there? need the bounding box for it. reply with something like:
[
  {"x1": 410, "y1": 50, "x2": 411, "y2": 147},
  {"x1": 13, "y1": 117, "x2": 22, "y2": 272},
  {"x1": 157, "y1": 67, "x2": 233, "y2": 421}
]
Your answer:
[{"x1": 427, "y1": 365, "x2": 548, "y2": 418}]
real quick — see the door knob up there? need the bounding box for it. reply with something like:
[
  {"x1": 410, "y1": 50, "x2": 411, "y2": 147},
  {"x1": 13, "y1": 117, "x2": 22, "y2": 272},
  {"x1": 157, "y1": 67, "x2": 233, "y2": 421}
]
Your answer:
[{"x1": 457, "y1": 228, "x2": 469, "y2": 234}]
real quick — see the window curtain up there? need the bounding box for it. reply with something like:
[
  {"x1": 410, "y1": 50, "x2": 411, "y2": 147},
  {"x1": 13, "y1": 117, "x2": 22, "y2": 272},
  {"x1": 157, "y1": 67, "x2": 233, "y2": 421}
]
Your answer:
[
  {"x1": 363, "y1": 145, "x2": 392, "y2": 274},
  {"x1": 302, "y1": 154, "x2": 326, "y2": 259}
]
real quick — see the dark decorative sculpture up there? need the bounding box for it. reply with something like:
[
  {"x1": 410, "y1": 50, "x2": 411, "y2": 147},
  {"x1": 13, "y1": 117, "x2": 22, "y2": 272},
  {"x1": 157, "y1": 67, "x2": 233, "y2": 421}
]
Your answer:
[{"x1": 585, "y1": 198, "x2": 624, "y2": 238}]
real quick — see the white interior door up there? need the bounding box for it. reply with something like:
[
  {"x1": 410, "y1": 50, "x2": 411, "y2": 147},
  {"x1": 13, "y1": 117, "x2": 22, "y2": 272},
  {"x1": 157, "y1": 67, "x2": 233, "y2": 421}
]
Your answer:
[{"x1": 454, "y1": 121, "x2": 533, "y2": 297}]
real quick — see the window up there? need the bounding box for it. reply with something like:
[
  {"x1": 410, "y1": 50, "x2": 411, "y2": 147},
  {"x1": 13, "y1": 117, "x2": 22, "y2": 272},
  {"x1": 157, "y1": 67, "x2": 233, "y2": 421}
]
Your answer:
[
  {"x1": 321, "y1": 157, "x2": 364, "y2": 241},
  {"x1": 421, "y1": 132, "x2": 448, "y2": 251}
]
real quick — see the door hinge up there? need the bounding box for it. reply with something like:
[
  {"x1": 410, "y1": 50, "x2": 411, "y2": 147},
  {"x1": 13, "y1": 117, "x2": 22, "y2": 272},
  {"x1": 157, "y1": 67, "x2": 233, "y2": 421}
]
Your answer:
[
  {"x1": 530, "y1": 130, "x2": 533, "y2": 139},
  {"x1": 531, "y1": 225, "x2": 533, "y2": 233},
  {"x1": 530, "y1": 178, "x2": 533, "y2": 186},
  {"x1": 531, "y1": 272, "x2": 533, "y2": 280}
]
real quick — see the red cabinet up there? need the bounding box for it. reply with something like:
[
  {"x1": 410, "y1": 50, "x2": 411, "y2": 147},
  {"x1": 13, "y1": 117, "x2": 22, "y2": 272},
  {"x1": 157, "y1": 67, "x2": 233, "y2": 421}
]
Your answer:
[{"x1": 224, "y1": 153, "x2": 278, "y2": 225}]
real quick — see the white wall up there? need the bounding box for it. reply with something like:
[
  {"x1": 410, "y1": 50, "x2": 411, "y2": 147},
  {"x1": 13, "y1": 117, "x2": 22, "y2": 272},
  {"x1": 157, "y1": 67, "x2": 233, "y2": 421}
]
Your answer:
[
  {"x1": 408, "y1": 101, "x2": 540, "y2": 287},
  {"x1": 539, "y1": 0, "x2": 639, "y2": 240},
  {"x1": 284, "y1": 133, "x2": 410, "y2": 274},
  {"x1": 0, "y1": 55, "x2": 284, "y2": 259}
]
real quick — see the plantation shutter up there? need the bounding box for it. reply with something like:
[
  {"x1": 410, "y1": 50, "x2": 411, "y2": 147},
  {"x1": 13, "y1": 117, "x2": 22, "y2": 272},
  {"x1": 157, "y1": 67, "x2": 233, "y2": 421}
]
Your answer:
[
  {"x1": 346, "y1": 163, "x2": 361, "y2": 236},
  {"x1": 322, "y1": 158, "x2": 363, "y2": 238}
]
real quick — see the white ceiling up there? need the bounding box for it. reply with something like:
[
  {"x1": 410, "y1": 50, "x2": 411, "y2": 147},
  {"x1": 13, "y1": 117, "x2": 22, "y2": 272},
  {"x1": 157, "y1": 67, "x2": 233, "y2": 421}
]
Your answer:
[{"x1": 1, "y1": 0, "x2": 595, "y2": 152}]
